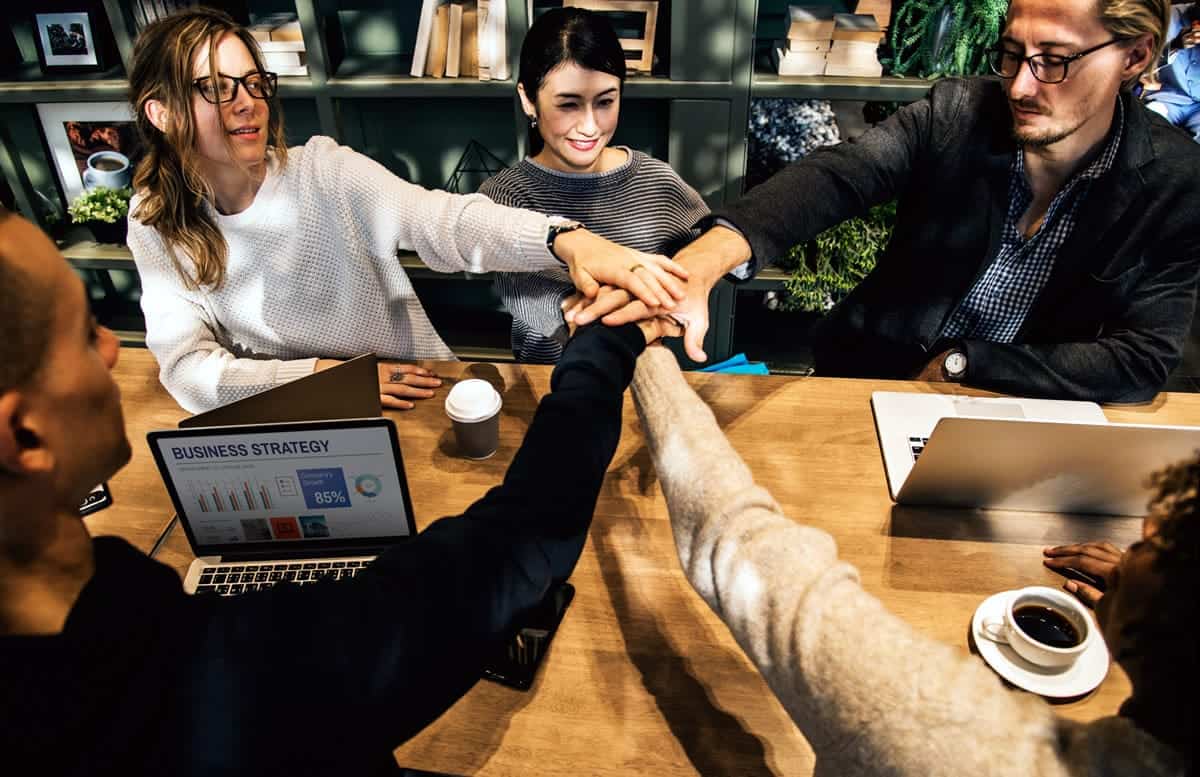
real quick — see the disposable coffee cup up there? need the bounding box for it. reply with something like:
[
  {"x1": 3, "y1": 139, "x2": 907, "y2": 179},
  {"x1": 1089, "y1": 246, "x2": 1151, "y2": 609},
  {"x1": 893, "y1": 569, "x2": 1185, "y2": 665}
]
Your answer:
[
  {"x1": 981, "y1": 586, "x2": 1092, "y2": 669},
  {"x1": 445, "y1": 379, "x2": 502, "y2": 459}
]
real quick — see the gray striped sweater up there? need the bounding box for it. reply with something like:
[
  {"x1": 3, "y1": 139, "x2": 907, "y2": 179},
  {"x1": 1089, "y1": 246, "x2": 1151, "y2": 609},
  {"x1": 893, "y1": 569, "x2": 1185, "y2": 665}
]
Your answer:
[{"x1": 479, "y1": 148, "x2": 710, "y2": 363}]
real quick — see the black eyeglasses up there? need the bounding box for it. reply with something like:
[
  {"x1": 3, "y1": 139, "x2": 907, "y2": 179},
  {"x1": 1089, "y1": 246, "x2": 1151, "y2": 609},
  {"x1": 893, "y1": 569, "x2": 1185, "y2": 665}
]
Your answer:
[
  {"x1": 987, "y1": 38, "x2": 1126, "y2": 84},
  {"x1": 192, "y1": 71, "x2": 278, "y2": 104}
]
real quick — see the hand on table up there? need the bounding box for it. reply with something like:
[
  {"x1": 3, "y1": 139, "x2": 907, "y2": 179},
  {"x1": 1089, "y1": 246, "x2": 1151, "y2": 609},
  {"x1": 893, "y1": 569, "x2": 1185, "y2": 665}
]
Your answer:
[
  {"x1": 1042, "y1": 541, "x2": 1123, "y2": 607},
  {"x1": 377, "y1": 362, "x2": 443, "y2": 410},
  {"x1": 551, "y1": 228, "x2": 689, "y2": 312}
]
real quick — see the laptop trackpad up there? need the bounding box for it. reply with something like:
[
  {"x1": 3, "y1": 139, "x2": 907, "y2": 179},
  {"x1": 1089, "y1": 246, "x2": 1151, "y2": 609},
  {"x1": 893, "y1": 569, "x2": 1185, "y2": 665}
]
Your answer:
[{"x1": 951, "y1": 398, "x2": 1026, "y2": 419}]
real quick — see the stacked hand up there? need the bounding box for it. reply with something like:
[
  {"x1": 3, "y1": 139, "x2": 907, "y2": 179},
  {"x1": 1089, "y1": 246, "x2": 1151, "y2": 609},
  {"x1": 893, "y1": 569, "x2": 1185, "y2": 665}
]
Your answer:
[
  {"x1": 1042, "y1": 541, "x2": 1123, "y2": 607},
  {"x1": 561, "y1": 291, "x2": 684, "y2": 346},
  {"x1": 552, "y1": 228, "x2": 690, "y2": 314},
  {"x1": 562, "y1": 225, "x2": 752, "y2": 363}
]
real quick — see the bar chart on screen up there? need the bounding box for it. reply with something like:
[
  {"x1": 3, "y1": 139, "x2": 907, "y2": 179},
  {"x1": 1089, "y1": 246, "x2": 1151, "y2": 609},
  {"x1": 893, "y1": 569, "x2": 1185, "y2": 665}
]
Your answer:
[{"x1": 188, "y1": 480, "x2": 276, "y2": 513}]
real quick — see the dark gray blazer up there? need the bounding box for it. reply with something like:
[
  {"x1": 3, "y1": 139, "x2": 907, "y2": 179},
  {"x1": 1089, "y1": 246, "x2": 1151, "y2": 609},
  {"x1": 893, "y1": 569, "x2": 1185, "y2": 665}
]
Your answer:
[{"x1": 714, "y1": 77, "x2": 1200, "y2": 403}]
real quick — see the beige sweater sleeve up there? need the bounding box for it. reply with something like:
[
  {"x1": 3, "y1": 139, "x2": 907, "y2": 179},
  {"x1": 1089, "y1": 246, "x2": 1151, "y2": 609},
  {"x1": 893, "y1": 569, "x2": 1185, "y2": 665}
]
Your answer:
[{"x1": 631, "y1": 346, "x2": 1094, "y2": 777}]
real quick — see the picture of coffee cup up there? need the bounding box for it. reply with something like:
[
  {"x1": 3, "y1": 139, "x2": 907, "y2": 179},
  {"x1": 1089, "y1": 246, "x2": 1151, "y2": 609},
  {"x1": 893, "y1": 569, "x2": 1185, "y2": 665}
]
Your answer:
[
  {"x1": 84, "y1": 150, "x2": 131, "y2": 190},
  {"x1": 980, "y1": 586, "x2": 1093, "y2": 669},
  {"x1": 445, "y1": 379, "x2": 502, "y2": 459}
]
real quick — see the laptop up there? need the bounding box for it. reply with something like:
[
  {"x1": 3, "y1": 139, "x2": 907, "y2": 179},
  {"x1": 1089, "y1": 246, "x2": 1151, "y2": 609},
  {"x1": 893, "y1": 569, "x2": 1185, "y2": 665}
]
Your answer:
[
  {"x1": 147, "y1": 418, "x2": 417, "y2": 594},
  {"x1": 871, "y1": 391, "x2": 1200, "y2": 516},
  {"x1": 179, "y1": 353, "x2": 380, "y2": 428}
]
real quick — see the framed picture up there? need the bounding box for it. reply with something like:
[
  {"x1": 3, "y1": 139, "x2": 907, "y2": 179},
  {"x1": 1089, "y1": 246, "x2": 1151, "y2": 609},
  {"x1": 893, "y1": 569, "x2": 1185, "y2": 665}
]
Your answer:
[
  {"x1": 37, "y1": 102, "x2": 144, "y2": 203},
  {"x1": 563, "y1": 0, "x2": 658, "y2": 73},
  {"x1": 32, "y1": 11, "x2": 104, "y2": 73}
]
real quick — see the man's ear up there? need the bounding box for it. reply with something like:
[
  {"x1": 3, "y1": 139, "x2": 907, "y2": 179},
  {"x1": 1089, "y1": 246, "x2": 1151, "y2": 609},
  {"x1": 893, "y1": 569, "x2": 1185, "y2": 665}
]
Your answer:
[
  {"x1": 0, "y1": 392, "x2": 53, "y2": 476},
  {"x1": 1122, "y1": 33, "x2": 1155, "y2": 84},
  {"x1": 516, "y1": 83, "x2": 537, "y2": 122},
  {"x1": 144, "y1": 99, "x2": 170, "y2": 134}
]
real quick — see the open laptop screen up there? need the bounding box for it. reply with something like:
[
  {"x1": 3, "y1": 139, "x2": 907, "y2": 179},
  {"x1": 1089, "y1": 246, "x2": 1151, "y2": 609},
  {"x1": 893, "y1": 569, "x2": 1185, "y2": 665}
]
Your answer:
[{"x1": 148, "y1": 419, "x2": 417, "y2": 558}]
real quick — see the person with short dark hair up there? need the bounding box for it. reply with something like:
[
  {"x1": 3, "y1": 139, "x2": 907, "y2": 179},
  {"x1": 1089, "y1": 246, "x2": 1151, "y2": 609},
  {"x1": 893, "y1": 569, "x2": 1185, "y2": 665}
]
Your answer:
[
  {"x1": 0, "y1": 210, "x2": 680, "y2": 774},
  {"x1": 480, "y1": 7, "x2": 712, "y2": 363},
  {"x1": 577, "y1": 0, "x2": 1200, "y2": 403}
]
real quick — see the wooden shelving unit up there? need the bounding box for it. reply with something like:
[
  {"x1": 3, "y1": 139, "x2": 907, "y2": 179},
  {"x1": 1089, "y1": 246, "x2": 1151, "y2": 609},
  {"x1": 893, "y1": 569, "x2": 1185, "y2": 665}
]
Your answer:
[{"x1": 6, "y1": 0, "x2": 936, "y2": 368}]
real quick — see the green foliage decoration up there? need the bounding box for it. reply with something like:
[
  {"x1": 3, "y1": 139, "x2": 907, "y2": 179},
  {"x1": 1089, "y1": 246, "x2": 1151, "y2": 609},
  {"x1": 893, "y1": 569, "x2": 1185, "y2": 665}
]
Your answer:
[
  {"x1": 881, "y1": 0, "x2": 1008, "y2": 79},
  {"x1": 68, "y1": 186, "x2": 132, "y2": 225},
  {"x1": 776, "y1": 201, "x2": 897, "y2": 313}
]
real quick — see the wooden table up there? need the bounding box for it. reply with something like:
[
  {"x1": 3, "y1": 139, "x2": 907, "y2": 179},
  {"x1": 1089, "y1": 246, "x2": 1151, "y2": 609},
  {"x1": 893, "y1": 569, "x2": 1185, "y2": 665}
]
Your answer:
[{"x1": 103, "y1": 347, "x2": 1200, "y2": 776}]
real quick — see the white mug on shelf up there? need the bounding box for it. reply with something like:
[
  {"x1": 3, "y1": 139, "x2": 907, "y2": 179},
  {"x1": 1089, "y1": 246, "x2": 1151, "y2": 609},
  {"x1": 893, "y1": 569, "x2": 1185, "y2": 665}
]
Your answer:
[{"x1": 84, "y1": 151, "x2": 132, "y2": 191}]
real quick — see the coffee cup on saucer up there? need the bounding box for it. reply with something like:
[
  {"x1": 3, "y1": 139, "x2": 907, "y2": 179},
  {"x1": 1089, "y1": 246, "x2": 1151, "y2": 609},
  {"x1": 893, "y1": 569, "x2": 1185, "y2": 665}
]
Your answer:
[
  {"x1": 980, "y1": 586, "x2": 1092, "y2": 669},
  {"x1": 445, "y1": 379, "x2": 502, "y2": 459},
  {"x1": 84, "y1": 151, "x2": 132, "y2": 190}
]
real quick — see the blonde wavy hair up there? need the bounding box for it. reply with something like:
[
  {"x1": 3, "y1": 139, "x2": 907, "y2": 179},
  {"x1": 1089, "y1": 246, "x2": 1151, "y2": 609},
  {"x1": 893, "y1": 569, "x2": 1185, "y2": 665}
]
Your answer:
[
  {"x1": 1096, "y1": 0, "x2": 1171, "y2": 85},
  {"x1": 129, "y1": 7, "x2": 288, "y2": 290}
]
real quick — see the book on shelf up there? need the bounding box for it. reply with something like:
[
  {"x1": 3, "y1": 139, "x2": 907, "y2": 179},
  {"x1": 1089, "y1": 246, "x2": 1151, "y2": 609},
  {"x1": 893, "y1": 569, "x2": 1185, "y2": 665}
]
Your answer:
[
  {"x1": 832, "y1": 13, "x2": 884, "y2": 43},
  {"x1": 787, "y1": 5, "x2": 835, "y2": 41},
  {"x1": 827, "y1": 40, "x2": 882, "y2": 63},
  {"x1": 460, "y1": 2, "x2": 480, "y2": 77},
  {"x1": 478, "y1": 0, "x2": 491, "y2": 80},
  {"x1": 786, "y1": 38, "x2": 830, "y2": 53},
  {"x1": 489, "y1": 0, "x2": 510, "y2": 80},
  {"x1": 854, "y1": 0, "x2": 892, "y2": 29},
  {"x1": 411, "y1": 0, "x2": 445, "y2": 77},
  {"x1": 427, "y1": 4, "x2": 451, "y2": 77},
  {"x1": 824, "y1": 62, "x2": 884, "y2": 77},
  {"x1": 248, "y1": 15, "x2": 308, "y2": 76},
  {"x1": 772, "y1": 46, "x2": 827, "y2": 76},
  {"x1": 446, "y1": 3, "x2": 464, "y2": 77},
  {"x1": 413, "y1": 0, "x2": 500, "y2": 80}
]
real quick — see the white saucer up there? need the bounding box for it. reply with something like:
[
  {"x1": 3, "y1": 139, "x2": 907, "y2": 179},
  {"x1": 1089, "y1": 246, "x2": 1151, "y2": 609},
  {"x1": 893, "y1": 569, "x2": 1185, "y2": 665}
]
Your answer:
[{"x1": 971, "y1": 590, "x2": 1110, "y2": 698}]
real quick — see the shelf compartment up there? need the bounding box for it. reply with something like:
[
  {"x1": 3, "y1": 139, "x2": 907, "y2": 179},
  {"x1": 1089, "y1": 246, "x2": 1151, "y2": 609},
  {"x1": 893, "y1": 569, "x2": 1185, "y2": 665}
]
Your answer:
[{"x1": 751, "y1": 73, "x2": 934, "y2": 102}]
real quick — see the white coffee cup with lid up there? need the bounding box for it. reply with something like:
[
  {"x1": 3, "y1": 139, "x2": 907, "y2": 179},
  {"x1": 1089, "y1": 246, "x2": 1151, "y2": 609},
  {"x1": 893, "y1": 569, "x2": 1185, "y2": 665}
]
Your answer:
[{"x1": 445, "y1": 379, "x2": 502, "y2": 459}]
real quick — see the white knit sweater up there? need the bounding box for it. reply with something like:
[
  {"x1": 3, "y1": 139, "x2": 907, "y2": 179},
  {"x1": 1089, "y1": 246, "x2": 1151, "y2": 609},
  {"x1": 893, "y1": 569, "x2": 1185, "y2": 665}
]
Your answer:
[
  {"x1": 128, "y1": 136, "x2": 563, "y2": 413},
  {"x1": 631, "y1": 346, "x2": 1187, "y2": 777}
]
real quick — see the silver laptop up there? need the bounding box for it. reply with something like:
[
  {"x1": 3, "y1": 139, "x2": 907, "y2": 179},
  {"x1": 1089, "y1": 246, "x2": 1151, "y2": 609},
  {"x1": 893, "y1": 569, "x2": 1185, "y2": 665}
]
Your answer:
[
  {"x1": 147, "y1": 418, "x2": 417, "y2": 594},
  {"x1": 871, "y1": 391, "x2": 1200, "y2": 516}
]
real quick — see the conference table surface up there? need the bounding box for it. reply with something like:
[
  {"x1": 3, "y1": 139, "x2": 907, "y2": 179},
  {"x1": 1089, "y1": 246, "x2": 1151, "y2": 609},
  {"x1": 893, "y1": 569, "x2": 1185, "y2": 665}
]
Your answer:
[{"x1": 98, "y1": 347, "x2": 1200, "y2": 776}]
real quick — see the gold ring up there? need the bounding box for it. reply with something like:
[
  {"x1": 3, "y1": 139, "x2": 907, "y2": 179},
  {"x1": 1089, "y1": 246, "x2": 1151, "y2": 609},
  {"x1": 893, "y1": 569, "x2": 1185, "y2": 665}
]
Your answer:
[{"x1": 628, "y1": 263, "x2": 644, "y2": 273}]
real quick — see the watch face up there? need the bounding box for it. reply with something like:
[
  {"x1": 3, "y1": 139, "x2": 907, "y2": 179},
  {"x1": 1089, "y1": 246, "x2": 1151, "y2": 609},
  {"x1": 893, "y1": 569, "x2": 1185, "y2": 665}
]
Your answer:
[{"x1": 945, "y1": 351, "x2": 967, "y2": 376}]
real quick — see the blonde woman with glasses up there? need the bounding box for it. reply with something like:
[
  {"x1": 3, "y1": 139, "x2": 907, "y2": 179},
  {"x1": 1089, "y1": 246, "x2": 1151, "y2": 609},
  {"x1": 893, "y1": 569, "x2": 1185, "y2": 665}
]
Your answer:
[{"x1": 125, "y1": 7, "x2": 687, "y2": 413}]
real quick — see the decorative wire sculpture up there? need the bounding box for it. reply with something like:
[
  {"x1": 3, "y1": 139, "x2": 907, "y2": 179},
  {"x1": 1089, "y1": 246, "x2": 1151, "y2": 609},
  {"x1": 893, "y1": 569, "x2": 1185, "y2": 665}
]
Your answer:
[
  {"x1": 444, "y1": 140, "x2": 509, "y2": 193},
  {"x1": 882, "y1": 0, "x2": 1008, "y2": 78}
]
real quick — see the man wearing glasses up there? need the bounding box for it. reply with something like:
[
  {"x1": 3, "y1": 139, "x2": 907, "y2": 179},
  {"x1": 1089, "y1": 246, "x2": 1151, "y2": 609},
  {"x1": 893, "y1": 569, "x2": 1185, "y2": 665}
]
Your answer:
[{"x1": 577, "y1": 0, "x2": 1199, "y2": 403}]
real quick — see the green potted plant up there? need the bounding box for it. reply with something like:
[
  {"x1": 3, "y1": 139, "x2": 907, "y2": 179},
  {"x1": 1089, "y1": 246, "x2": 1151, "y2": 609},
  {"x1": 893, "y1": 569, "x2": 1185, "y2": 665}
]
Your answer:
[
  {"x1": 68, "y1": 185, "x2": 132, "y2": 245},
  {"x1": 775, "y1": 201, "x2": 897, "y2": 314}
]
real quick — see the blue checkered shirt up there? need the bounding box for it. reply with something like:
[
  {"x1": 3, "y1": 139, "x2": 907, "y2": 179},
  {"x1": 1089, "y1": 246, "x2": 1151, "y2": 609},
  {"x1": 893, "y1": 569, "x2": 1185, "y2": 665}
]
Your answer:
[{"x1": 941, "y1": 102, "x2": 1125, "y2": 343}]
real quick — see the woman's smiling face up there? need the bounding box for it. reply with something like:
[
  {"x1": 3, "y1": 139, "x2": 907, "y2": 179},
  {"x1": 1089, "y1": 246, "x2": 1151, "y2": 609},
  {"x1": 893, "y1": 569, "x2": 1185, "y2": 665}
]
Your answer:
[{"x1": 522, "y1": 61, "x2": 621, "y2": 174}]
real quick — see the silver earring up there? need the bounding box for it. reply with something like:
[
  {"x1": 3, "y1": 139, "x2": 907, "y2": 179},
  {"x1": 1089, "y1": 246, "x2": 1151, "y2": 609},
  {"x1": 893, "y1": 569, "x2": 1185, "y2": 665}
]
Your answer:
[{"x1": 528, "y1": 115, "x2": 538, "y2": 128}]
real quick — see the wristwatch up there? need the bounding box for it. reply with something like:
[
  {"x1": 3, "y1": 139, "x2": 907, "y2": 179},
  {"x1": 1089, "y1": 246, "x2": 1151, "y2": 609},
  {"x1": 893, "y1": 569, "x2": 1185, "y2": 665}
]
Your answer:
[
  {"x1": 546, "y1": 219, "x2": 584, "y2": 264},
  {"x1": 942, "y1": 348, "x2": 968, "y2": 381}
]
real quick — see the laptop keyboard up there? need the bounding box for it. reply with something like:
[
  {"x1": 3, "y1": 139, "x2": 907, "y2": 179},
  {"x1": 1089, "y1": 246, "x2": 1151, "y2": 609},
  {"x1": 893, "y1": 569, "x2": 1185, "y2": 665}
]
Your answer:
[
  {"x1": 194, "y1": 559, "x2": 371, "y2": 596},
  {"x1": 909, "y1": 436, "x2": 930, "y2": 461}
]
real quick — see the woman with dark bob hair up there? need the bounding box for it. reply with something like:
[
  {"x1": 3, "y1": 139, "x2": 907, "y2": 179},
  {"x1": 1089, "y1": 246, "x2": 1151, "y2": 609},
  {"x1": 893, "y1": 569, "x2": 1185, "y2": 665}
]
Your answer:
[{"x1": 481, "y1": 8, "x2": 714, "y2": 363}]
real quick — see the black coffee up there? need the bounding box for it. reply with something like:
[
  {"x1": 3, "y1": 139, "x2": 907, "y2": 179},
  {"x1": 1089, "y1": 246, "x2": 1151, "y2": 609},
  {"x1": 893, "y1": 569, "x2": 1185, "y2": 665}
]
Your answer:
[
  {"x1": 1014, "y1": 605, "x2": 1081, "y2": 648},
  {"x1": 91, "y1": 157, "x2": 125, "y2": 172}
]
